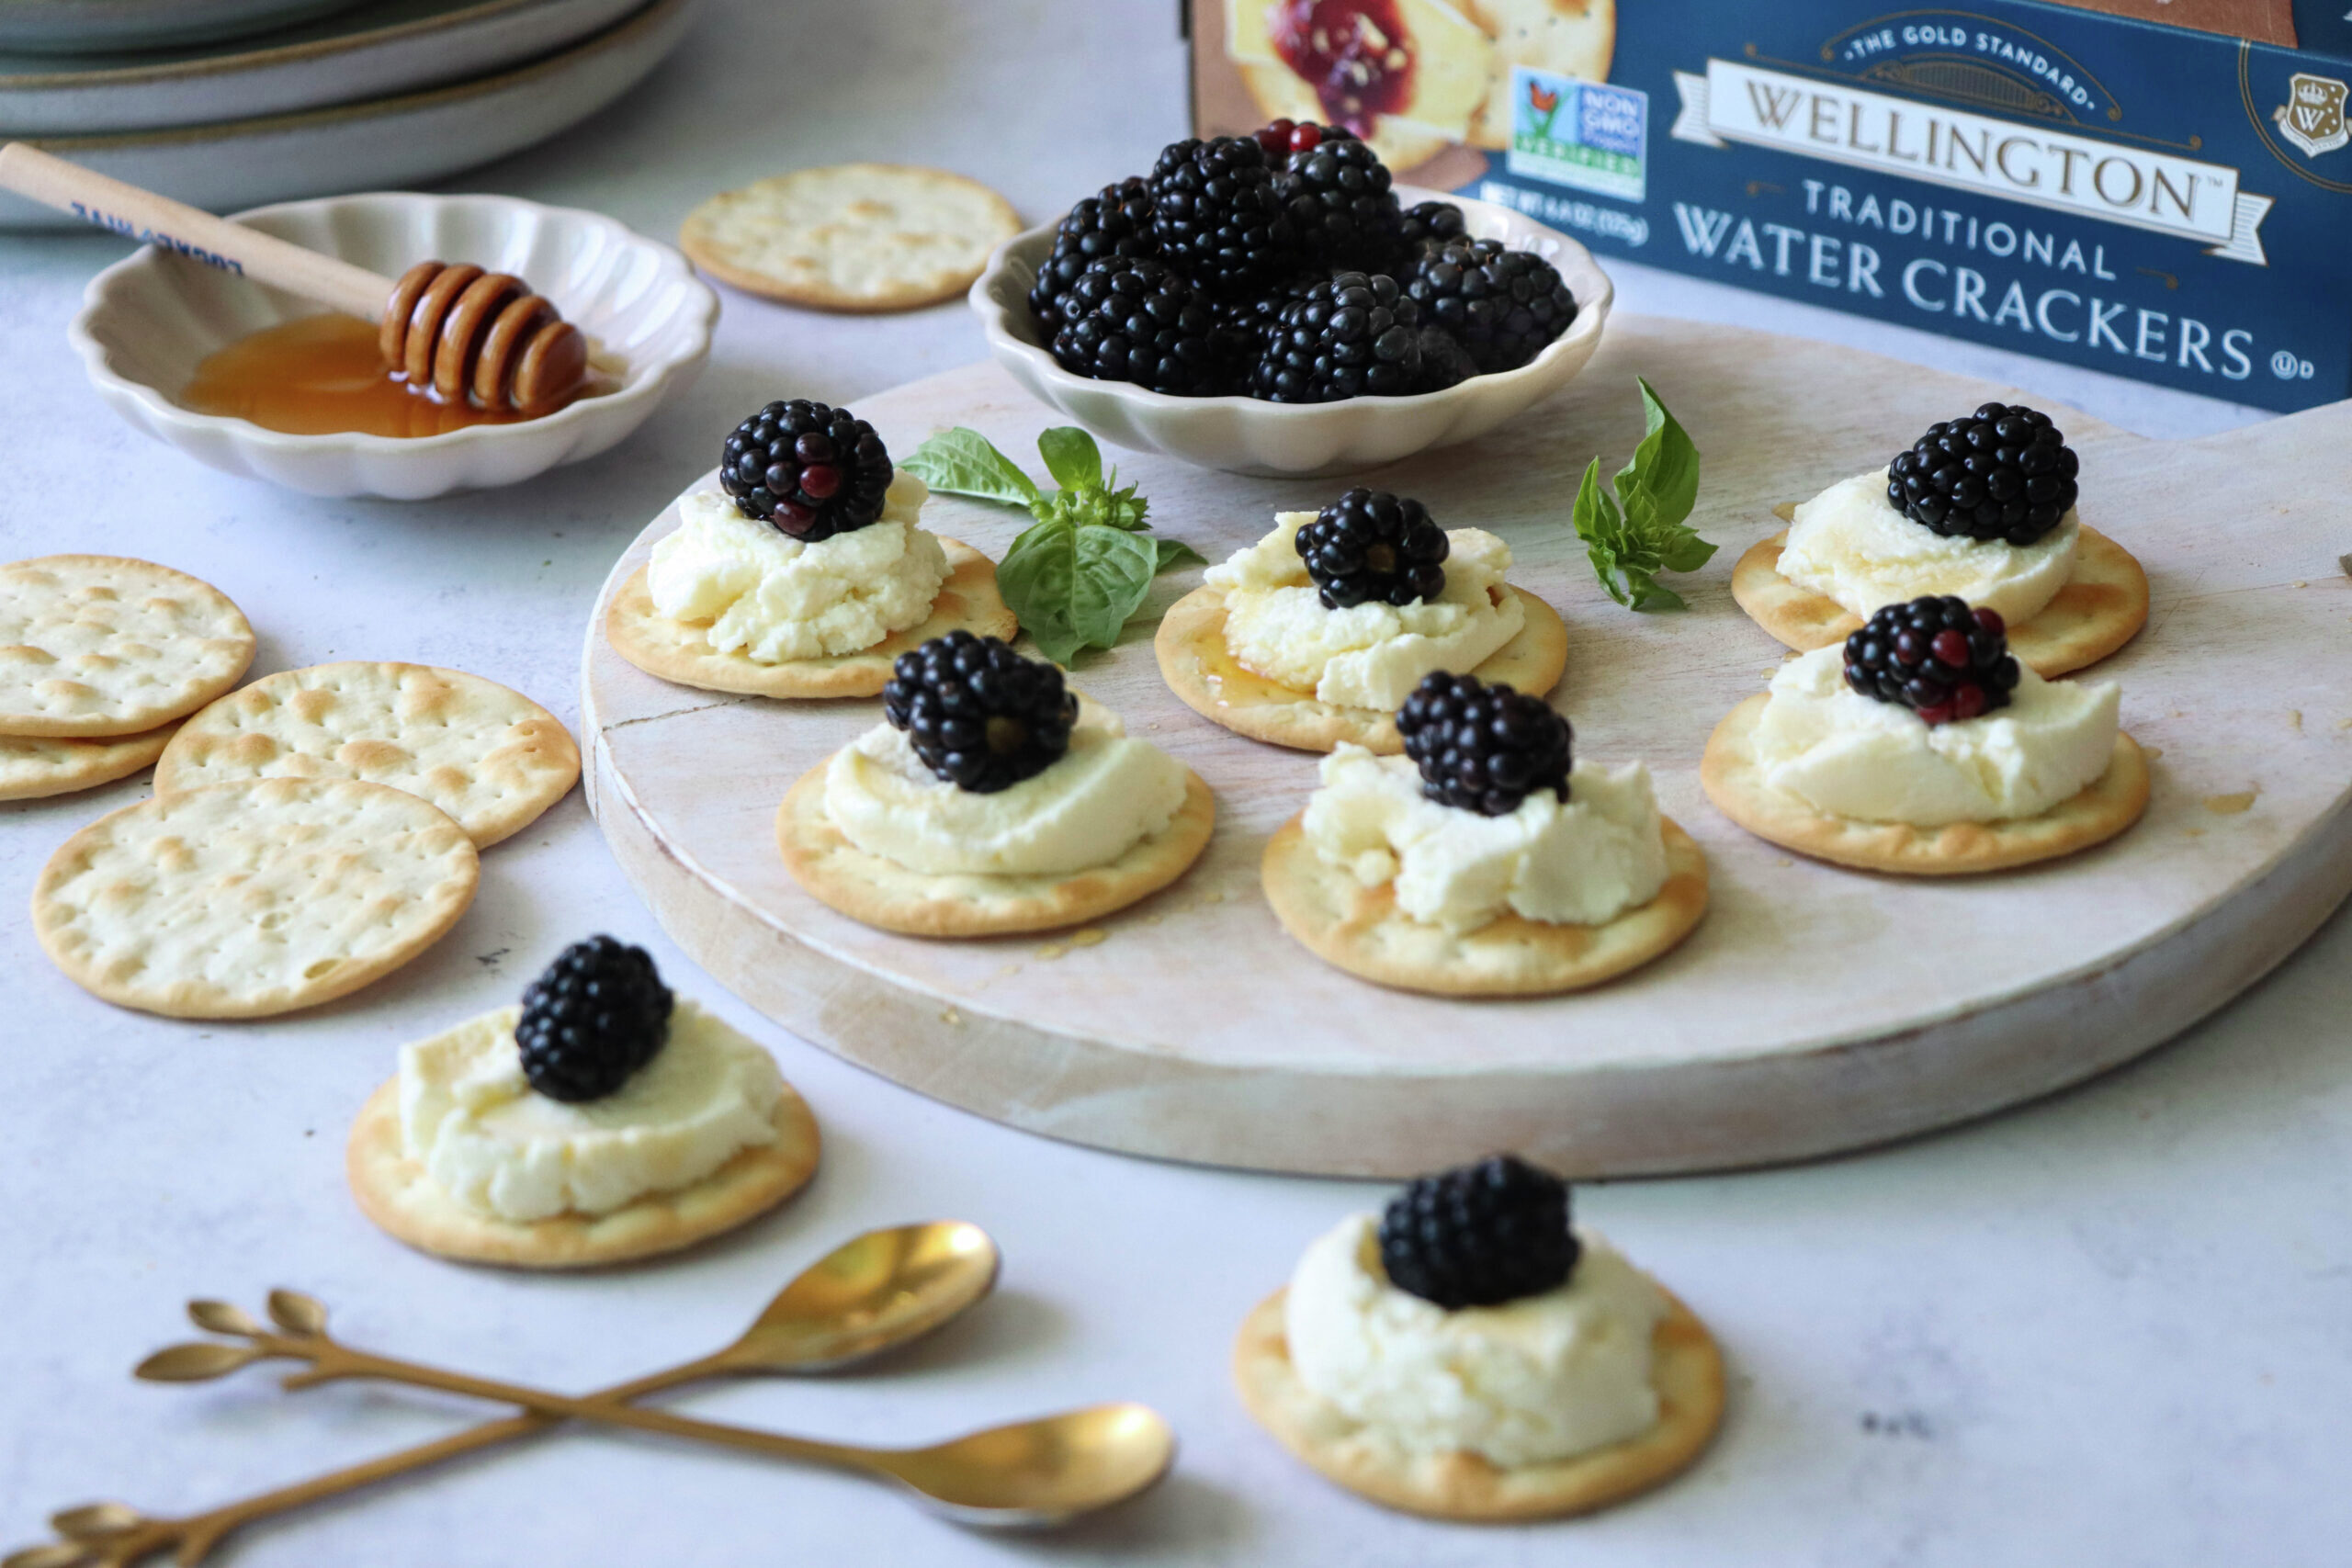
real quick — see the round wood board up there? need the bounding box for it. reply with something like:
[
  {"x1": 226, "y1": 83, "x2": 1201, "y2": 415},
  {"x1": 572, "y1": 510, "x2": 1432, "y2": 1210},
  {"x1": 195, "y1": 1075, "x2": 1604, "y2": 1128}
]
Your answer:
[{"x1": 581, "y1": 316, "x2": 2352, "y2": 1178}]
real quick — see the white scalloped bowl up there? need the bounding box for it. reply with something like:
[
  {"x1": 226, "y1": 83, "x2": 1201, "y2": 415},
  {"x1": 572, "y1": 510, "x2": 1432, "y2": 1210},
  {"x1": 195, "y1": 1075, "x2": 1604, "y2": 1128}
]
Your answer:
[
  {"x1": 70, "y1": 190, "x2": 718, "y2": 500},
  {"x1": 971, "y1": 184, "x2": 1613, "y2": 478}
]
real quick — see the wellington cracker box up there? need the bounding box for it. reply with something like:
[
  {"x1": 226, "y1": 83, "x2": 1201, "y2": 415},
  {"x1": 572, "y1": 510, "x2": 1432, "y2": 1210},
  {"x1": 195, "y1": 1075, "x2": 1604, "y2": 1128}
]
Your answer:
[{"x1": 1190, "y1": 0, "x2": 2352, "y2": 411}]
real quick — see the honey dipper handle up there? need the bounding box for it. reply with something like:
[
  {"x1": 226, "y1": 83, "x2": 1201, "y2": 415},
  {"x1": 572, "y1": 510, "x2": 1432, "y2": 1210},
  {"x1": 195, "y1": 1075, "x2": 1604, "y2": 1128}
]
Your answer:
[{"x1": 0, "y1": 142, "x2": 394, "y2": 321}]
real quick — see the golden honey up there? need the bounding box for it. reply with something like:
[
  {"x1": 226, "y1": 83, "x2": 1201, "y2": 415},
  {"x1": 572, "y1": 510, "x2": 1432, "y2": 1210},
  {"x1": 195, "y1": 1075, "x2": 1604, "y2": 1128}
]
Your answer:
[{"x1": 178, "y1": 313, "x2": 597, "y2": 438}]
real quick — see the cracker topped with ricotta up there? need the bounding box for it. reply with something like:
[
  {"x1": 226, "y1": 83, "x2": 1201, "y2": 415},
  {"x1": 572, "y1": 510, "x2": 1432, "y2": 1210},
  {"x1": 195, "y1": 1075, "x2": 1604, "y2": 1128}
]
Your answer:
[
  {"x1": 1733, "y1": 401, "x2": 2147, "y2": 676},
  {"x1": 605, "y1": 400, "x2": 1017, "y2": 700},
  {"x1": 1235, "y1": 1157, "x2": 1724, "y2": 1521},
  {"x1": 1261, "y1": 673, "x2": 1707, "y2": 998},
  {"x1": 1157, "y1": 503, "x2": 1569, "y2": 755},
  {"x1": 779, "y1": 633, "x2": 1215, "y2": 937},
  {"x1": 347, "y1": 938, "x2": 819, "y2": 1269}
]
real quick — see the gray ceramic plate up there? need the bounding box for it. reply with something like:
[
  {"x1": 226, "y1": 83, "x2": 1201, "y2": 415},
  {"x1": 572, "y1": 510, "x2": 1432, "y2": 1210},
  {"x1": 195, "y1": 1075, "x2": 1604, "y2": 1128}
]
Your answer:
[
  {"x1": 0, "y1": 0, "x2": 372, "y2": 55},
  {"x1": 0, "y1": 0, "x2": 645, "y2": 132},
  {"x1": 0, "y1": 0, "x2": 695, "y2": 228}
]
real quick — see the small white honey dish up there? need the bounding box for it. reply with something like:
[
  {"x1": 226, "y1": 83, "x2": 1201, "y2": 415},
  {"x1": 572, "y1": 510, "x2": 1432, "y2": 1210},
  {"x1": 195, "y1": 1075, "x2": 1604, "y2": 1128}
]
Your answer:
[
  {"x1": 971, "y1": 183, "x2": 1613, "y2": 479},
  {"x1": 66, "y1": 188, "x2": 717, "y2": 500}
]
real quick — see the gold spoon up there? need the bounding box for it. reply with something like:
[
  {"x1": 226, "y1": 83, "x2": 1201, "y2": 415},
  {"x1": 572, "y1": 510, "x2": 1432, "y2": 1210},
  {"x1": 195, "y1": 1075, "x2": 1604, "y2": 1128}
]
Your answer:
[
  {"x1": 143, "y1": 1293, "x2": 1172, "y2": 1529},
  {"x1": 6, "y1": 1222, "x2": 1009, "y2": 1568}
]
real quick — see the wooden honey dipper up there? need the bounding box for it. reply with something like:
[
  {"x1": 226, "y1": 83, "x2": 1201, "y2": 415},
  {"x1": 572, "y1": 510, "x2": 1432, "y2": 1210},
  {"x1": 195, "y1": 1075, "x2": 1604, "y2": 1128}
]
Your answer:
[{"x1": 0, "y1": 142, "x2": 588, "y2": 416}]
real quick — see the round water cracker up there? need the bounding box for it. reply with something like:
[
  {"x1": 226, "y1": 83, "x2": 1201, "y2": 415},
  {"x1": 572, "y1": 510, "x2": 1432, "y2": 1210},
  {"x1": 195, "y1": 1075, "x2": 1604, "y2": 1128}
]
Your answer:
[
  {"x1": 0, "y1": 720, "x2": 177, "y2": 802},
  {"x1": 0, "y1": 555, "x2": 254, "y2": 738},
  {"x1": 1261, "y1": 813, "x2": 1707, "y2": 997},
  {"x1": 681, "y1": 164, "x2": 1021, "y2": 313},
  {"x1": 604, "y1": 538, "x2": 1016, "y2": 701},
  {"x1": 1233, "y1": 1285, "x2": 1723, "y2": 1521},
  {"x1": 1700, "y1": 693, "x2": 2150, "y2": 875},
  {"x1": 1464, "y1": 0, "x2": 1618, "y2": 150},
  {"x1": 1730, "y1": 524, "x2": 2148, "y2": 677},
  {"x1": 1155, "y1": 584, "x2": 1568, "y2": 755},
  {"x1": 345, "y1": 1074, "x2": 820, "y2": 1269},
  {"x1": 32, "y1": 777, "x2": 479, "y2": 1019},
  {"x1": 153, "y1": 662, "x2": 579, "y2": 849},
  {"x1": 776, "y1": 762, "x2": 1216, "y2": 938}
]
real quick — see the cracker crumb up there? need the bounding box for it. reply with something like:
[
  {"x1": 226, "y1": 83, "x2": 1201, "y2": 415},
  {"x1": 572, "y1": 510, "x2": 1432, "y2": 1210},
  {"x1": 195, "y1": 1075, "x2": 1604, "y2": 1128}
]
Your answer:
[
  {"x1": 999, "y1": 963, "x2": 1023, "y2": 977},
  {"x1": 1775, "y1": 856, "x2": 1793, "y2": 867},
  {"x1": 939, "y1": 1007, "x2": 962, "y2": 1025},
  {"x1": 2202, "y1": 791, "x2": 2258, "y2": 816},
  {"x1": 2289, "y1": 710, "x2": 2303, "y2": 732},
  {"x1": 1035, "y1": 942, "x2": 1068, "y2": 961},
  {"x1": 1069, "y1": 928, "x2": 1107, "y2": 948}
]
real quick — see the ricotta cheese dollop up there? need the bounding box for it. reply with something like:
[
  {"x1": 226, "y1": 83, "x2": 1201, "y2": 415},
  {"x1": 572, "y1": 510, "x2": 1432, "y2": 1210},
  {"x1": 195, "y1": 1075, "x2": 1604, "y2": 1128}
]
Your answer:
[
  {"x1": 1205, "y1": 512, "x2": 1524, "y2": 710},
  {"x1": 824, "y1": 701, "x2": 1188, "y2": 877},
  {"x1": 1756, "y1": 644, "x2": 2120, "y2": 825},
  {"x1": 1286, "y1": 1213, "x2": 1668, "y2": 1468},
  {"x1": 1777, "y1": 468, "x2": 2079, "y2": 626},
  {"x1": 1304, "y1": 745, "x2": 1668, "y2": 932},
  {"x1": 646, "y1": 472, "x2": 946, "y2": 662},
  {"x1": 399, "y1": 999, "x2": 786, "y2": 1224}
]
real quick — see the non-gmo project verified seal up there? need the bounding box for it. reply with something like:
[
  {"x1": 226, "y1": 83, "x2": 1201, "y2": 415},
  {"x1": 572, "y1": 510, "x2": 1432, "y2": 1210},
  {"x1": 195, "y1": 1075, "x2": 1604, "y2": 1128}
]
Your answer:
[{"x1": 1506, "y1": 67, "x2": 1648, "y2": 203}]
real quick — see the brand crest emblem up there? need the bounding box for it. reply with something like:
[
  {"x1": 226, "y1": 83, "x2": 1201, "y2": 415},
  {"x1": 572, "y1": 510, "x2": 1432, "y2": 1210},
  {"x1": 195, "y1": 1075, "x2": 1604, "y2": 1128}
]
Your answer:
[{"x1": 2275, "y1": 72, "x2": 2348, "y2": 159}]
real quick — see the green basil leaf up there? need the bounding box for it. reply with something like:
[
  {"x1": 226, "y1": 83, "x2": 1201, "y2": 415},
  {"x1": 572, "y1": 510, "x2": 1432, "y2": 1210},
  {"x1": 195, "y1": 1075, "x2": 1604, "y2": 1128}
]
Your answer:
[
  {"x1": 1035, "y1": 426, "x2": 1104, "y2": 493},
  {"x1": 1613, "y1": 378, "x2": 1701, "y2": 536},
  {"x1": 899, "y1": 428, "x2": 1038, "y2": 505},
  {"x1": 1069, "y1": 526, "x2": 1158, "y2": 652},
  {"x1": 1580, "y1": 379, "x2": 1715, "y2": 612},
  {"x1": 1154, "y1": 537, "x2": 1208, "y2": 572},
  {"x1": 1571, "y1": 457, "x2": 1634, "y2": 610},
  {"x1": 1101, "y1": 478, "x2": 1151, "y2": 530},
  {"x1": 996, "y1": 515, "x2": 1082, "y2": 666}
]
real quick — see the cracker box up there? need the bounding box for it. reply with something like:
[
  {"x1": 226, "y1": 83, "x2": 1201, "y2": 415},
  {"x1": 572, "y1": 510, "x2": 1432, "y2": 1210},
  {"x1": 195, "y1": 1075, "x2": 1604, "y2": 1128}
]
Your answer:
[{"x1": 1190, "y1": 0, "x2": 2352, "y2": 411}]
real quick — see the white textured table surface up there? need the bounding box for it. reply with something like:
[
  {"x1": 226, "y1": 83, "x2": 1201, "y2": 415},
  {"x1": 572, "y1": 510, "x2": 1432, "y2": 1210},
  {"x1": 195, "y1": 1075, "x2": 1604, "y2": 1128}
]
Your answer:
[{"x1": 1, "y1": 3, "x2": 2346, "y2": 1563}]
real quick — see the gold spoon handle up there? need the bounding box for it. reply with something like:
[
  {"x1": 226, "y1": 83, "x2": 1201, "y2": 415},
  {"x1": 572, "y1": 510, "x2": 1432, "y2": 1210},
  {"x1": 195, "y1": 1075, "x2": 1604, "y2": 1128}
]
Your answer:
[
  {"x1": 284, "y1": 1337, "x2": 902, "y2": 1480},
  {"x1": 35, "y1": 1354, "x2": 733, "y2": 1568}
]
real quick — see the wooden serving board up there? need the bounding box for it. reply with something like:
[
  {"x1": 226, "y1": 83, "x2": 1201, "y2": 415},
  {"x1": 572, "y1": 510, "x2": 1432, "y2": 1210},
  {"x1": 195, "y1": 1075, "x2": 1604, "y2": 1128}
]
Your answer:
[{"x1": 581, "y1": 316, "x2": 2352, "y2": 1178}]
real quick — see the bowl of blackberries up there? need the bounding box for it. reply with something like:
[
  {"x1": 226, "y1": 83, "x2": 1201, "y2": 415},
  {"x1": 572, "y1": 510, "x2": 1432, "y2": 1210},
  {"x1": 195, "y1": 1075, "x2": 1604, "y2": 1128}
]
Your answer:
[{"x1": 972, "y1": 121, "x2": 1612, "y2": 478}]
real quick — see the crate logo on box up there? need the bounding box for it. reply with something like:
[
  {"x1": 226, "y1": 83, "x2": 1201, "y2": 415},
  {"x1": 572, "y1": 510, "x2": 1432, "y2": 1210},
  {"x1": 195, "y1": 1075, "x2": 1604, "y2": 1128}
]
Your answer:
[
  {"x1": 1507, "y1": 67, "x2": 1648, "y2": 203},
  {"x1": 2274, "y1": 73, "x2": 2349, "y2": 158},
  {"x1": 1669, "y1": 58, "x2": 2272, "y2": 264}
]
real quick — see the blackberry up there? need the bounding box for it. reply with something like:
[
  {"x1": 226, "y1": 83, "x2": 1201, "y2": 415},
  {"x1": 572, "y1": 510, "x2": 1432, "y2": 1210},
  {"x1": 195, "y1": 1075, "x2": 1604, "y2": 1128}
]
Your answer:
[
  {"x1": 1147, "y1": 136, "x2": 1297, "y2": 296},
  {"x1": 1027, "y1": 177, "x2": 1156, "y2": 328},
  {"x1": 1844, "y1": 596, "x2": 2021, "y2": 727},
  {"x1": 1049, "y1": 257, "x2": 1226, "y2": 396},
  {"x1": 1378, "y1": 1156, "x2": 1578, "y2": 1311},
  {"x1": 1276, "y1": 131, "x2": 1400, "y2": 268},
  {"x1": 1417, "y1": 325, "x2": 1479, "y2": 392},
  {"x1": 1295, "y1": 489, "x2": 1448, "y2": 610},
  {"x1": 1213, "y1": 267, "x2": 1323, "y2": 368},
  {"x1": 1887, "y1": 402, "x2": 2079, "y2": 546},
  {"x1": 720, "y1": 400, "x2": 893, "y2": 543},
  {"x1": 1252, "y1": 270, "x2": 1430, "y2": 401},
  {"x1": 514, "y1": 936, "x2": 673, "y2": 1104},
  {"x1": 1403, "y1": 238, "x2": 1578, "y2": 373},
  {"x1": 1396, "y1": 671, "x2": 1573, "y2": 818},
  {"x1": 1391, "y1": 199, "x2": 1467, "y2": 264},
  {"x1": 883, "y1": 631, "x2": 1078, "y2": 794}
]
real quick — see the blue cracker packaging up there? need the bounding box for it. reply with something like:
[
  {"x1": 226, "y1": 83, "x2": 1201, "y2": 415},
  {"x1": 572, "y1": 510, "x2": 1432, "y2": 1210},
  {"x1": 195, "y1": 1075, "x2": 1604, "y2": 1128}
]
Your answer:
[{"x1": 1192, "y1": 0, "x2": 2352, "y2": 410}]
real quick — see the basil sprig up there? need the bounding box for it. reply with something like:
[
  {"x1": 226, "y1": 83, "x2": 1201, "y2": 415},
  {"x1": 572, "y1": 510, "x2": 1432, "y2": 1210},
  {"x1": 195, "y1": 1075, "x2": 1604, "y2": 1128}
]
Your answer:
[
  {"x1": 901, "y1": 426, "x2": 1204, "y2": 666},
  {"x1": 1570, "y1": 378, "x2": 1716, "y2": 612}
]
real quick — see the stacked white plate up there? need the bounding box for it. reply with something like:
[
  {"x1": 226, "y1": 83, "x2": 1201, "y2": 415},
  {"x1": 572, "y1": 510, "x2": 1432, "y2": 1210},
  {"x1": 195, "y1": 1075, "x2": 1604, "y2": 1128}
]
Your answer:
[{"x1": 0, "y1": 0, "x2": 696, "y2": 227}]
